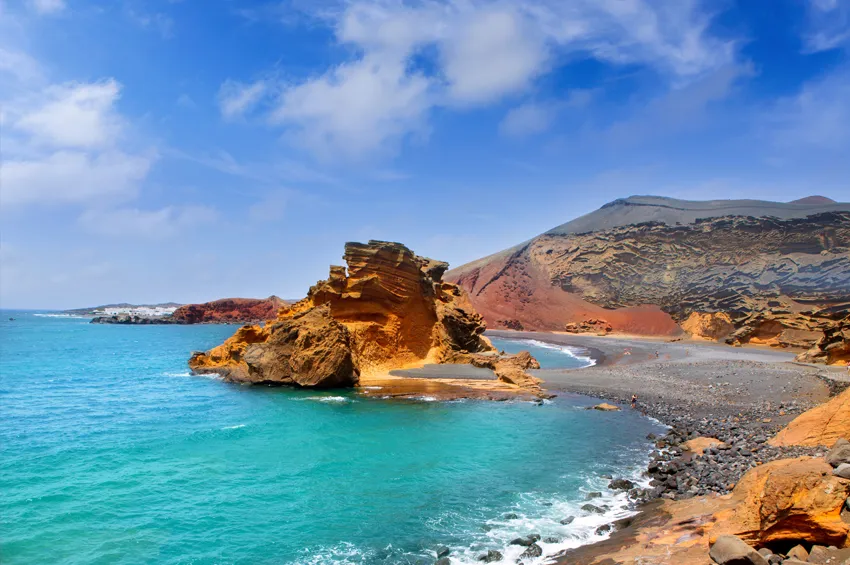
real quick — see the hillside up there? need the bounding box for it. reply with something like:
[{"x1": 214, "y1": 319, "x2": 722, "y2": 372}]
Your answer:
[{"x1": 445, "y1": 195, "x2": 850, "y2": 350}]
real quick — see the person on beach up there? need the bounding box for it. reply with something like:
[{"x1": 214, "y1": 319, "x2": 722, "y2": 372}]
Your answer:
[{"x1": 631, "y1": 394, "x2": 638, "y2": 409}]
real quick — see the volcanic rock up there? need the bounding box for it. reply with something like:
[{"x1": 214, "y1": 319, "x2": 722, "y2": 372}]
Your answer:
[
  {"x1": 709, "y1": 535, "x2": 768, "y2": 565},
  {"x1": 682, "y1": 312, "x2": 736, "y2": 341},
  {"x1": 796, "y1": 317, "x2": 850, "y2": 366},
  {"x1": 189, "y1": 241, "x2": 534, "y2": 390},
  {"x1": 770, "y1": 389, "x2": 850, "y2": 448},
  {"x1": 710, "y1": 457, "x2": 850, "y2": 548},
  {"x1": 446, "y1": 196, "x2": 850, "y2": 343},
  {"x1": 172, "y1": 297, "x2": 286, "y2": 324}
]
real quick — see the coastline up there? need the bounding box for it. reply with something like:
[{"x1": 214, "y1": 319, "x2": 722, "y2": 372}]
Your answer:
[{"x1": 487, "y1": 329, "x2": 849, "y2": 565}]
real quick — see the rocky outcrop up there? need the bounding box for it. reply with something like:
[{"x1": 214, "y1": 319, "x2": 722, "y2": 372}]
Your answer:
[
  {"x1": 770, "y1": 388, "x2": 850, "y2": 448},
  {"x1": 710, "y1": 457, "x2": 850, "y2": 548},
  {"x1": 446, "y1": 196, "x2": 850, "y2": 344},
  {"x1": 795, "y1": 317, "x2": 850, "y2": 365},
  {"x1": 682, "y1": 312, "x2": 735, "y2": 341},
  {"x1": 189, "y1": 241, "x2": 529, "y2": 389},
  {"x1": 172, "y1": 296, "x2": 285, "y2": 324}
]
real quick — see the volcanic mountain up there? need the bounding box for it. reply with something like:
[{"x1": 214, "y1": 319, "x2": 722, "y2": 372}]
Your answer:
[{"x1": 445, "y1": 195, "x2": 850, "y2": 353}]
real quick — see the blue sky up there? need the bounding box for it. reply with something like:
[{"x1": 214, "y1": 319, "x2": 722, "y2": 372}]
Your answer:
[{"x1": 1, "y1": 0, "x2": 849, "y2": 309}]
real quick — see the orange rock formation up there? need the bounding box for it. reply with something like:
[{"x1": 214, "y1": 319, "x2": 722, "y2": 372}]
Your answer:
[
  {"x1": 769, "y1": 387, "x2": 850, "y2": 448},
  {"x1": 681, "y1": 312, "x2": 735, "y2": 341},
  {"x1": 189, "y1": 241, "x2": 527, "y2": 389},
  {"x1": 796, "y1": 317, "x2": 850, "y2": 366},
  {"x1": 710, "y1": 457, "x2": 850, "y2": 548}
]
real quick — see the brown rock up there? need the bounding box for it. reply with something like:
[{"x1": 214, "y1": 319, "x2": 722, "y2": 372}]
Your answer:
[
  {"x1": 786, "y1": 544, "x2": 809, "y2": 561},
  {"x1": 709, "y1": 535, "x2": 768, "y2": 565},
  {"x1": 682, "y1": 312, "x2": 735, "y2": 341},
  {"x1": 710, "y1": 457, "x2": 850, "y2": 548},
  {"x1": 770, "y1": 388, "x2": 850, "y2": 448},
  {"x1": 796, "y1": 317, "x2": 850, "y2": 366},
  {"x1": 592, "y1": 403, "x2": 621, "y2": 412},
  {"x1": 189, "y1": 241, "x2": 518, "y2": 390},
  {"x1": 173, "y1": 296, "x2": 286, "y2": 324},
  {"x1": 683, "y1": 437, "x2": 726, "y2": 454}
]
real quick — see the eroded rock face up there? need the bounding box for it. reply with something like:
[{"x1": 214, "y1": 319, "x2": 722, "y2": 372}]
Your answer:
[
  {"x1": 446, "y1": 199, "x2": 850, "y2": 343},
  {"x1": 190, "y1": 241, "x2": 502, "y2": 388},
  {"x1": 769, "y1": 388, "x2": 850, "y2": 448},
  {"x1": 172, "y1": 296, "x2": 285, "y2": 324},
  {"x1": 682, "y1": 312, "x2": 735, "y2": 341},
  {"x1": 710, "y1": 457, "x2": 850, "y2": 548},
  {"x1": 795, "y1": 317, "x2": 850, "y2": 366}
]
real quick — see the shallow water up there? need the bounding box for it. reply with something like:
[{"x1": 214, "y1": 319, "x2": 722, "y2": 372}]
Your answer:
[
  {"x1": 488, "y1": 337, "x2": 594, "y2": 369},
  {"x1": 0, "y1": 312, "x2": 661, "y2": 564}
]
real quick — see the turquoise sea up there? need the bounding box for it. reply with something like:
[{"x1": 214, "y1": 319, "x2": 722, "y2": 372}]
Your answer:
[{"x1": 0, "y1": 312, "x2": 663, "y2": 565}]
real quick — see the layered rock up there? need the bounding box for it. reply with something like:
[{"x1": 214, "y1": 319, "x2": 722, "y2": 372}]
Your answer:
[
  {"x1": 190, "y1": 241, "x2": 514, "y2": 389},
  {"x1": 446, "y1": 196, "x2": 850, "y2": 344},
  {"x1": 682, "y1": 312, "x2": 735, "y2": 341},
  {"x1": 172, "y1": 296, "x2": 285, "y2": 324},
  {"x1": 710, "y1": 457, "x2": 850, "y2": 548},
  {"x1": 769, "y1": 388, "x2": 850, "y2": 448},
  {"x1": 795, "y1": 317, "x2": 850, "y2": 365}
]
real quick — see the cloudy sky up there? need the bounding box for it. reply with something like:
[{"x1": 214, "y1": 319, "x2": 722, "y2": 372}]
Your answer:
[{"x1": 1, "y1": 0, "x2": 849, "y2": 309}]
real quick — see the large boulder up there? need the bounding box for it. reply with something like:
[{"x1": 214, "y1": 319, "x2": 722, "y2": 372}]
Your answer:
[
  {"x1": 710, "y1": 457, "x2": 850, "y2": 548},
  {"x1": 770, "y1": 388, "x2": 850, "y2": 448},
  {"x1": 827, "y1": 439, "x2": 850, "y2": 468},
  {"x1": 190, "y1": 306, "x2": 357, "y2": 387},
  {"x1": 709, "y1": 535, "x2": 768, "y2": 565}
]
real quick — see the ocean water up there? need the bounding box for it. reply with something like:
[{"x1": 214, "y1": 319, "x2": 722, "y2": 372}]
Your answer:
[
  {"x1": 0, "y1": 312, "x2": 662, "y2": 565},
  {"x1": 487, "y1": 338, "x2": 594, "y2": 369}
]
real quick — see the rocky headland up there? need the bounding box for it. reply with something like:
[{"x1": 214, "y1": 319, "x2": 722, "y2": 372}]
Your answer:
[
  {"x1": 90, "y1": 296, "x2": 287, "y2": 325},
  {"x1": 446, "y1": 196, "x2": 850, "y2": 366},
  {"x1": 189, "y1": 241, "x2": 543, "y2": 397}
]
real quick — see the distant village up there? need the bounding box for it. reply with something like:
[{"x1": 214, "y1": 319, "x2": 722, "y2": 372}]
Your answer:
[{"x1": 95, "y1": 306, "x2": 178, "y2": 317}]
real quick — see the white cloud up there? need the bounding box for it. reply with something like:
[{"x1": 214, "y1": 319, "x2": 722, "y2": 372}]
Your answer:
[
  {"x1": 768, "y1": 68, "x2": 850, "y2": 149},
  {"x1": 803, "y1": 0, "x2": 850, "y2": 52},
  {"x1": 78, "y1": 206, "x2": 218, "y2": 239},
  {"x1": 442, "y1": 8, "x2": 547, "y2": 104},
  {"x1": 264, "y1": 0, "x2": 736, "y2": 160},
  {"x1": 272, "y1": 55, "x2": 431, "y2": 160},
  {"x1": 14, "y1": 80, "x2": 123, "y2": 149},
  {"x1": 29, "y1": 0, "x2": 66, "y2": 15},
  {"x1": 218, "y1": 79, "x2": 268, "y2": 119},
  {"x1": 1, "y1": 150, "x2": 152, "y2": 206},
  {"x1": 500, "y1": 102, "x2": 555, "y2": 138}
]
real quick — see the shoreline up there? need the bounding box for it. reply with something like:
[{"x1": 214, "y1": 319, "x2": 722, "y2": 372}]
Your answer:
[{"x1": 488, "y1": 330, "x2": 848, "y2": 565}]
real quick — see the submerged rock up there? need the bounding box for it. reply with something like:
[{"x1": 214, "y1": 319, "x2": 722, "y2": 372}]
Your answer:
[{"x1": 477, "y1": 550, "x2": 502, "y2": 562}]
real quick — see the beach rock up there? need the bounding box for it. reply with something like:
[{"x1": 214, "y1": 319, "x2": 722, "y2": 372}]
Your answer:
[
  {"x1": 609, "y1": 478, "x2": 635, "y2": 490},
  {"x1": 510, "y1": 537, "x2": 534, "y2": 547},
  {"x1": 710, "y1": 457, "x2": 850, "y2": 548},
  {"x1": 770, "y1": 389, "x2": 850, "y2": 448},
  {"x1": 477, "y1": 550, "x2": 502, "y2": 562},
  {"x1": 519, "y1": 543, "x2": 543, "y2": 561},
  {"x1": 827, "y1": 439, "x2": 850, "y2": 467},
  {"x1": 596, "y1": 524, "x2": 612, "y2": 535},
  {"x1": 189, "y1": 241, "x2": 515, "y2": 389},
  {"x1": 709, "y1": 535, "x2": 768, "y2": 565},
  {"x1": 503, "y1": 513, "x2": 519, "y2": 520},
  {"x1": 434, "y1": 558, "x2": 450, "y2": 565},
  {"x1": 834, "y1": 464, "x2": 850, "y2": 479},
  {"x1": 586, "y1": 491, "x2": 603, "y2": 499},
  {"x1": 559, "y1": 516, "x2": 575, "y2": 525},
  {"x1": 592, "y1": 403, "x2": 621, "y2": 411},
  {"x1": 786, "y1": 544, "x2": 809, "y2": 561},
  {"x1": 683, "y1": 437, "x2": 726, "y2": 453},
  {"x1": 435, "y1": 546, "x2": 450, "y2": 558},
  {"x1": 582, "y1": 504, "x2": 605, "y2": 514}
]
